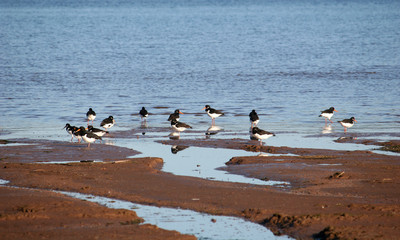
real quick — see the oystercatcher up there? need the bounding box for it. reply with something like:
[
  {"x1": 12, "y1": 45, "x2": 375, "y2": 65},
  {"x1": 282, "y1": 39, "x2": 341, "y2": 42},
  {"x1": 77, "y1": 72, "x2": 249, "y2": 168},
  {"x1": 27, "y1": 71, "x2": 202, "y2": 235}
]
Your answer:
[
  {"x1": 171, "y1": 119, "x2": 192, "y2": 132},
  {"x1": 168, "y1": 109, "x2": 183, "y2": 122},
  {"x1": 100, "y1": 116, "x2": 115, "y2": 130},
  {"x1": 249, "y1": 110, "x2": 259, "y2": 128},
  {"x1": 77, "y1": 126, "x2": 102, "y2": 147},
  {"x1": 203, "y1": 105, "x2": 224, "y2": 125},
  {"x1": 87, "y1": 125, "x2": 108, "y2": 137},
  {"x1": 73, "y1": 126, "x2": 86, "y2": 143},
  {"x1": 338, "y1": 117, "x2": 357, "y2": 133},
  {"x1": 251, "y1": 127, "x2": 275, "y2": 146},
  {"x1": 86, "y1": 108, "x2": 96, "y2": 125},
  {"x1": 63, "y1": 123, "x2": 78, "y2": 142},
  {"x1": 319, "y1": 107, "x2": 337, "y2": 124},
  {"x1": 139, "y1": 107, "x2": 148, "y2": 121}
]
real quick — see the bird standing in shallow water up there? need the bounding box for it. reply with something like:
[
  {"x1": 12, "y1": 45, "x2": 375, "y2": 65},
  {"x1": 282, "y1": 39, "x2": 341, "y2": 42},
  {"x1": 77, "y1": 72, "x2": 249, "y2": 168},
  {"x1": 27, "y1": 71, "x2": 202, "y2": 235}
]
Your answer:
[
  {"x1": 63, "y1": 123, "x2": 78, "y2": 142},
  {"x1": 77, "y1": 126, "x2": 102, "y2": 147},
  {"x1": 100, "y1": 116, "x2": 115, "y2": 131},
  {"x1": 319, "y1": 107, "x2": 338, "y2": 124},
  {"x1": 73, "y1": 126, "x2": 86, "y2": 143},
  {"x1": 338, "y1": 117, "x2": 357, "y2": 133},
  {"x1": 249, "y1": 110, "x2": 259, "y2": 128},
  {"x1": 139, "y1": 107, "x2": 148, "y2": 121},
  {"x1": 86, "y1": 108, "x2": 96, "y2": 125},
  {"x1": 171, "y1": 119, "x2": 192, "y2": 132},
  {"x1": 168, "y1": 109, "x2": 183, "y2": 122},
  {"x1": 87, "y1": 125, "x2": 108, "y2": 137},
  {"x1": 203, "y1": 105, "x2": 224, "y2": 125},
  {"x1": 251, "y1": 127, "x2": 275, "y2": 146}
]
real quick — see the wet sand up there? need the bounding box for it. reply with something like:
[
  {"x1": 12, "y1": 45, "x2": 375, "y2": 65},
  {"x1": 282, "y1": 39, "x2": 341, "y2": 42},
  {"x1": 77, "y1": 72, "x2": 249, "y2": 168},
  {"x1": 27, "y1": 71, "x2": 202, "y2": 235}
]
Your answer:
[
  {"x1": 0, "y1": 187, "x2": 194, "y2": 240},
  {"x1": 1, "y1": 138, "x2": 400, "y2": 239}
]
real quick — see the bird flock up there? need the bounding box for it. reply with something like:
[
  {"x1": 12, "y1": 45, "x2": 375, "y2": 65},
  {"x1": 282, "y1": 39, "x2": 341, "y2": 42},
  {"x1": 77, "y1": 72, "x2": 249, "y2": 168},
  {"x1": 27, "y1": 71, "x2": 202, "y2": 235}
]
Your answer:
[
  {"x1": 318, "y1": 107, "x2": 357, "y2": 133},
  {"x1": 63, "y1": 109, "x2": 115, "y2": 147},
  {"x1": 64, "y1": 105, "x2": 357, "y2": 147}
]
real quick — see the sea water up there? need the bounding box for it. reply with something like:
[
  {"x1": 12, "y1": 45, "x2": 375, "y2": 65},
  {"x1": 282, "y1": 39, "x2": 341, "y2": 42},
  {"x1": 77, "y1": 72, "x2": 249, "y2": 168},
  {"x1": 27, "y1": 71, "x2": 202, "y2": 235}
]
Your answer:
[
  {"x1": 1, "y1": 1, "x2": 399, "y2": 238},
  {"x1": 1, "y1": 0, "x2": 399, "y2": 137}
]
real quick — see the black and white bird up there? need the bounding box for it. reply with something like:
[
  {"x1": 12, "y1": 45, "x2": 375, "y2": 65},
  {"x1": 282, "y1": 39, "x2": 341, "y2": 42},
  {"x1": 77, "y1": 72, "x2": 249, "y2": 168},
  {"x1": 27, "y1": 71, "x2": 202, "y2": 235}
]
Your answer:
[
  {"x1": 77, "y1": 126, "x2": 102, "y2": 147},
  {"x1": 203, "y1": 105, "x2": 224, "y2": 125},
  {"x1": 73, "y1": 126, "x2": 86, "y2": 143},
  {"x1": 139, "y1": 107, "x2": 148, "y2": 121},
  {"x1": 171, "y1": 119, "x2": 192, "y2": 132},
  {"x1": 87, "y1": 125, "x2": 108, "y2": 137},
  {"x1": 86, "y1": 108, "x2": 96, "y2": 125},
  {"x1": 338, "y1": 117, "x2": 357, "y2": 133},
  {"x1": 168, "y1": 109, "x2": 183, "y2": 122},
  {"x1": 319, "y1": 107, "x2": 337, "y2": 124},
  {"x1": 100, "y1": 116, "x2": 115, "y2": 130},
  {"x1": 249, "y1": 110, "x2": 259, "y2": 128},
  {"x1": 63, "y1": 123, "x2": 78, "y2": 142},
  {"x1": 251, "y1": 127, "x2": 275, "y2": 146}
]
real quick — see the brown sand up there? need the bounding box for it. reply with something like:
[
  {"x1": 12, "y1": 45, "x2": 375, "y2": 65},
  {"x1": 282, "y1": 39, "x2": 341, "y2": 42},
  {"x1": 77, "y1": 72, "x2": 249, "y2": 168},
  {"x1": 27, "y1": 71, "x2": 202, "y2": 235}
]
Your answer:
[
  {"x1": 0, "y1": 187, "x2": 195, "y2": 240},
  {"x1": 1, "y1": 138, "x2": 400, "y2": 239}
]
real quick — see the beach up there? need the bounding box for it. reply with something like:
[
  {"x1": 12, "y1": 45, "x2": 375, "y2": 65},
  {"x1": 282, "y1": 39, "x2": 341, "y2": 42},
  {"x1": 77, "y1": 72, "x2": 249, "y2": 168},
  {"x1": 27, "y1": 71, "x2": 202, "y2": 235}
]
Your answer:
[
  {"x1": 1, "y1": 137, "x2": 399, "y2": 239},
  {"x1": 1, "y1": 0, "x2": 400, "y2": 239}
]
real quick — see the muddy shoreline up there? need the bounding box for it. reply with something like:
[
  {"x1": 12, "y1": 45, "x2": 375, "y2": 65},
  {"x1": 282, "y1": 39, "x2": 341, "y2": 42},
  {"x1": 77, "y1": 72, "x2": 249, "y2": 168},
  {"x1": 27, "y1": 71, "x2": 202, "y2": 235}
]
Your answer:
[{"x1": 1, "y1": 138, "x2": 400, "y2": 239}]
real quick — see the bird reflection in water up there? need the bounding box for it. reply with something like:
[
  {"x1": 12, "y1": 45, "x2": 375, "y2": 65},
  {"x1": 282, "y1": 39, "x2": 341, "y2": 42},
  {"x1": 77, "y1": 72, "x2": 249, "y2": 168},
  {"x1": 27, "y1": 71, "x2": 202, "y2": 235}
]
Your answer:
[
  {"x1": 336, "y1": 136, "x2": 358, "y2": 142},
  {"x1": 169, "y1": 132, "x2": 180, "y2": 140},
  {"x1": 205, "y1": 125, "x2": 222, "y2": 139},
  {"x1": 322, "y1": 124, "x2": 333, "y2": 134},
  {"x1": 171, "y1": 145, "x2": 189, "y2": 154},
  {"x1": 140, "y1": 121, "x2": 148, "y2": 135}
]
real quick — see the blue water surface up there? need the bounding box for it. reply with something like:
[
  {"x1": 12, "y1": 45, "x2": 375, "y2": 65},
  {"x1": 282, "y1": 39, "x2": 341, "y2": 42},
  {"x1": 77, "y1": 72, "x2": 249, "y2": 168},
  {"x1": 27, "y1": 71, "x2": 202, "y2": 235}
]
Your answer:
[
  {"x1": 1, "y1": 1, "x2": 399, "y2": 238},
  {"x1": 1, "y1": 0, "x2": 399, "y2": 136}
]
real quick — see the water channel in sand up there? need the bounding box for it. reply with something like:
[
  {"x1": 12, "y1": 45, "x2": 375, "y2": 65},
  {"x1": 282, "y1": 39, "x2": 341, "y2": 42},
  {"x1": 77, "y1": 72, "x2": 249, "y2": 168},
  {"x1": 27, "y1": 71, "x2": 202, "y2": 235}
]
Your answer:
[{"x1": 0, "y1": 180, "x2": 292, "y2": 240}]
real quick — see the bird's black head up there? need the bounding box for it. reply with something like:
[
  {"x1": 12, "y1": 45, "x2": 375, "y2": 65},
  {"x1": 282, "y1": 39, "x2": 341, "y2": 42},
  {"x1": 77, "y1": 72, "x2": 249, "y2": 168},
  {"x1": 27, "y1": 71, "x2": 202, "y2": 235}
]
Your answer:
[
  {"x1": 174, "y1": 109, "x2": 180, "y2": 113},
  {"x1": 87, "y1": 125, "x2": 93, "y2": 130},
  {"x1": 142, "y1": 107, "x2": 146, "y2": 110},
  {"x1": 109, "y1": 116, "x2": 113, "y2": 120},
  {"x1": 89, "y1": 108, "x2": 93, "y2": 111},
  {"x1": 252, "y1": 127, "x2": 260, "y2": 133}
]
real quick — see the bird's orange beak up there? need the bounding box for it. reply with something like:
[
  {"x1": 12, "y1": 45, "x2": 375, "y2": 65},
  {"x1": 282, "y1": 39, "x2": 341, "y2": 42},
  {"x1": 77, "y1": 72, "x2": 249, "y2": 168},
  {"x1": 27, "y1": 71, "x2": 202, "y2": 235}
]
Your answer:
[
  {"x1": 202, "y1": 107, "x2": 206, "y2": 110},
  {"x1": 180, "y1": 111, "x2": 184, "y2": 114},
  {"x1": 334, "y1": 109, "x2": 338, "y2": 112},
  {"x1": 76, "y1": 129, "x2": 81, "y2": 132},
  {"x1": 354, "y1": 119, "x2": 357, "y2": 122}
]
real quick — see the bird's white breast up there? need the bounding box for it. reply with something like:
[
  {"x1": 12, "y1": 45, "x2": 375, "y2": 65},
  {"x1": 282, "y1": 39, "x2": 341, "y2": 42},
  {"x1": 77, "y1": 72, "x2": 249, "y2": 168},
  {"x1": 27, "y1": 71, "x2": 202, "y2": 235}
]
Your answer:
[{"x1": 321, "y1": 112, "x2": 333, "y2": 119}]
